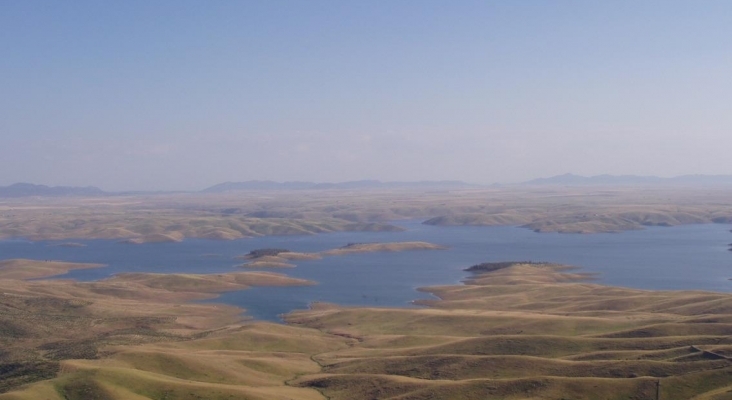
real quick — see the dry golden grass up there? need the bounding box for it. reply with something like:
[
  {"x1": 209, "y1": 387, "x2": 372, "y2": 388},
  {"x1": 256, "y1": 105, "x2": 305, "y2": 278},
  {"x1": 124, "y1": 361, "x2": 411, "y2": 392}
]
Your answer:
[
  {"x1": 239, "y1": 255, "x2": 297, "y2": 268},
  {"x1": 0, "y1": 260, "x2": 320, "y2": 399},
  {"x1": 278, "y1": 252, "x2": 323, "y2": 260},
  {"x1": 2, "y1": 187, "x2": 732, "y2": 399},
  {"x1": 4, "y1": 259, "x2": 732, "y2": 399},
  {"x1": 0, "y1": 194, "x2": 405, "y2": 242},
  {"x1": 120, "y1": 232, "x2": 185, "y2": 244},
  {"x1": 0, "y1": 259, "x2": 104, "y2": 280},
  {"x1": 2, "y1": 186, "x2": 732, "y2": 243},
  {"x1": 284, "y1": 263, "x2": 732, "y2": 399},
  {"x1": 321, "y1": 241, "x2": 447, "y2": 255}
]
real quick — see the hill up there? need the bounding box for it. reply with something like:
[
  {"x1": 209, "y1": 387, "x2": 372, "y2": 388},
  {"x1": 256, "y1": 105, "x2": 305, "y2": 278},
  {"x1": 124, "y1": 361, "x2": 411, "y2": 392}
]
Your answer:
[{"x1": 4, "y1": 260, "x2": 732, "y2": 399}]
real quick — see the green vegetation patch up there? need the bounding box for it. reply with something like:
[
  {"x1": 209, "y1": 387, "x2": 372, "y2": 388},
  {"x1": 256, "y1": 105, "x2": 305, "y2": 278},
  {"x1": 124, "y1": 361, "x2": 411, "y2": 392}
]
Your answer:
[
  {"x1": 0, "y1": 362, "x2": 59, "y2": 394},
  {"x1": 464, "y1": 261, "x2": 550, "y2": 273},
  {"x1": 245, "y1": 248, "x2": 291, "y2": 259}
]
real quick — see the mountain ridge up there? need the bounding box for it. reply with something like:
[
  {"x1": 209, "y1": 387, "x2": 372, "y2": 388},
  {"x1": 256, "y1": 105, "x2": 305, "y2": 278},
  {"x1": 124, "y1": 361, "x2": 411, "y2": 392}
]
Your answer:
[{"x1": 5, "y1": 174, "x2": 732, "y2": 197}]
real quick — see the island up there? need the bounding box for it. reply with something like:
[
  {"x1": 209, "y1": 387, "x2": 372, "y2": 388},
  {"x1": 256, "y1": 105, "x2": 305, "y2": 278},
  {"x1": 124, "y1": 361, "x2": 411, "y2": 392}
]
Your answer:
[
  {"x1": 238, "y1": 248, "x2": 322, "y2": 268},
  {"x1": 239, "y1": 242, "x2": 447, "y2": 268},
  {"x1": 321, "y1": 241, "x2": 448, "y2": 255}
]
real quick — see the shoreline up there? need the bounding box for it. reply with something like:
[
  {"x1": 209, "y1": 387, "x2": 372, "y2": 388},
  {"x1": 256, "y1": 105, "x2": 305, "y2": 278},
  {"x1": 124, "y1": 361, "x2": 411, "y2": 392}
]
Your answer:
[{"x1": 1, "y1": 219, "x2": 731, "y2": 243}]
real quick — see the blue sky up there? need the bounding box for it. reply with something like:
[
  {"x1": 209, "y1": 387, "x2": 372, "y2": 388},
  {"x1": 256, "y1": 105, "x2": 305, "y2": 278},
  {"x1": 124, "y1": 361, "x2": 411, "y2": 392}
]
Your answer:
[{"x1": 2, "y1": 1, "x2": 731, "y2": 190}]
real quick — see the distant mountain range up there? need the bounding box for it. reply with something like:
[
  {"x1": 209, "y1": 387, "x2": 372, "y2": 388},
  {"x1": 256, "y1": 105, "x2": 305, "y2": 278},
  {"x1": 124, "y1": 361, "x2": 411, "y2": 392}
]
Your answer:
[
  {"x1": 0, "y1": 183, "x2": 106, "y2": 198},
  {"x1": 201, "y1": 180, "x2": 475, "y2": 193},
  {"x1": 4, "y1": 175, "x2": 732, "y2": 197},
  {"x1": 522, "y1": 173, "x2": 732, "y2": 186}
]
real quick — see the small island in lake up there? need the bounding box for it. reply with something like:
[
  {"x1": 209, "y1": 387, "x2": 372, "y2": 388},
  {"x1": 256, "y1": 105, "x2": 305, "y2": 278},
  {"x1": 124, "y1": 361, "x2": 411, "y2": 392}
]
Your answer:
[
  {"x1": 238, "y1": 248, "x2": 322, "y2": 268},
  {"x1": 50, "y1": 242, "x2": 87, "y2": 248},
  {"x1": 322, "y1": 241, "x2": 448, "y2": 256},
  {"x1": 465, "y1": 261, "x2": 550, "y2": 273},
  {"x1": 238, "y1": 242, "x2": 447, "y2": 268}
]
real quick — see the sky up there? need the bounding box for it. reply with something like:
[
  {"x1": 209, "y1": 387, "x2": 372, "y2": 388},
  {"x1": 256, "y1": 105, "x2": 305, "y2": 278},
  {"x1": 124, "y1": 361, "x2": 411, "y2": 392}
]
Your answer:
[{"x1": 1, "y1": 1, "x2": 732, "y2": 191}]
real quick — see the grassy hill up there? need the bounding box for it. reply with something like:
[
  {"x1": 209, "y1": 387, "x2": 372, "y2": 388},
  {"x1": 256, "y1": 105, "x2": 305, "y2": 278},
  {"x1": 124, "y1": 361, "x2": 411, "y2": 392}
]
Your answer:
[{"x1": 3, "y1": 260, "x2": 732, "y2": 399}]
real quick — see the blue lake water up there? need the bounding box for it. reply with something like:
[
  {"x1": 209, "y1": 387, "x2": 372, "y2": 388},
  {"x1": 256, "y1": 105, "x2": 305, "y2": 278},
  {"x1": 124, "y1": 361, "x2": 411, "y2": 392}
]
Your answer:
[{"x1": 1, "y1": 221, "x2": 730, "y2": 321}]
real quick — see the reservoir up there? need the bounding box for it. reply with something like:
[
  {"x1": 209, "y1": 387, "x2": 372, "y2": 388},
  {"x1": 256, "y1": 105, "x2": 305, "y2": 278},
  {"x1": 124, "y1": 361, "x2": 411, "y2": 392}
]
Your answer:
[{"x1": 1, "y1": 221, "x2": 730, "y2": 321}]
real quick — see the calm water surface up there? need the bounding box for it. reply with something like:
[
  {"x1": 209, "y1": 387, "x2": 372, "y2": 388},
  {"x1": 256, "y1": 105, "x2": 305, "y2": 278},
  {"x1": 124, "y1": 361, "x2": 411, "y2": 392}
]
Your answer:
[{"x1": 1, "y1": 222, "x2": 730, "y2": 321}]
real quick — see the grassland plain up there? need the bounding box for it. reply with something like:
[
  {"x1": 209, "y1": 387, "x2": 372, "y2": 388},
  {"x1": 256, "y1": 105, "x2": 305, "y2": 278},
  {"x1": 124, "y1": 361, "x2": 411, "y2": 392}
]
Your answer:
[
  {"x1": 3, "y1": 187, "x2": 732, "y2": 242},
  {"x1": 3, "y1": 257, "x2": 732, "y2": 399}
]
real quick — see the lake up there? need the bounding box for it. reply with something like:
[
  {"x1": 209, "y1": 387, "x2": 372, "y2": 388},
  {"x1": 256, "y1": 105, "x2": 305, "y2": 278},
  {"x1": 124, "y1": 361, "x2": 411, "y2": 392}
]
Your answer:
[{"x1": 1, "y1": 221, "x2": 730, "y2": 321}]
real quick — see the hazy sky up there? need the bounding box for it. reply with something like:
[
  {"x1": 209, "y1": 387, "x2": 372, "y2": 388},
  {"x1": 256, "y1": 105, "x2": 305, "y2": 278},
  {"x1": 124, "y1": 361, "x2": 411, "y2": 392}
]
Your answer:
[{"x1": 2, "y1": 1, "x2": 731, "y2": 191}]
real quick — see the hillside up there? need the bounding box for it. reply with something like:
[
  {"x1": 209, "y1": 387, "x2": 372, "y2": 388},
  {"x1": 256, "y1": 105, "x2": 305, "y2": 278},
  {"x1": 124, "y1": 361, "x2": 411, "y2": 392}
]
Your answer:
[
  {"x1": 285, "y1": 262, "x2": 732, "y2": 399},
  {"x1": 3, "y1": 260, "x2": 732, "y2": 399}
]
